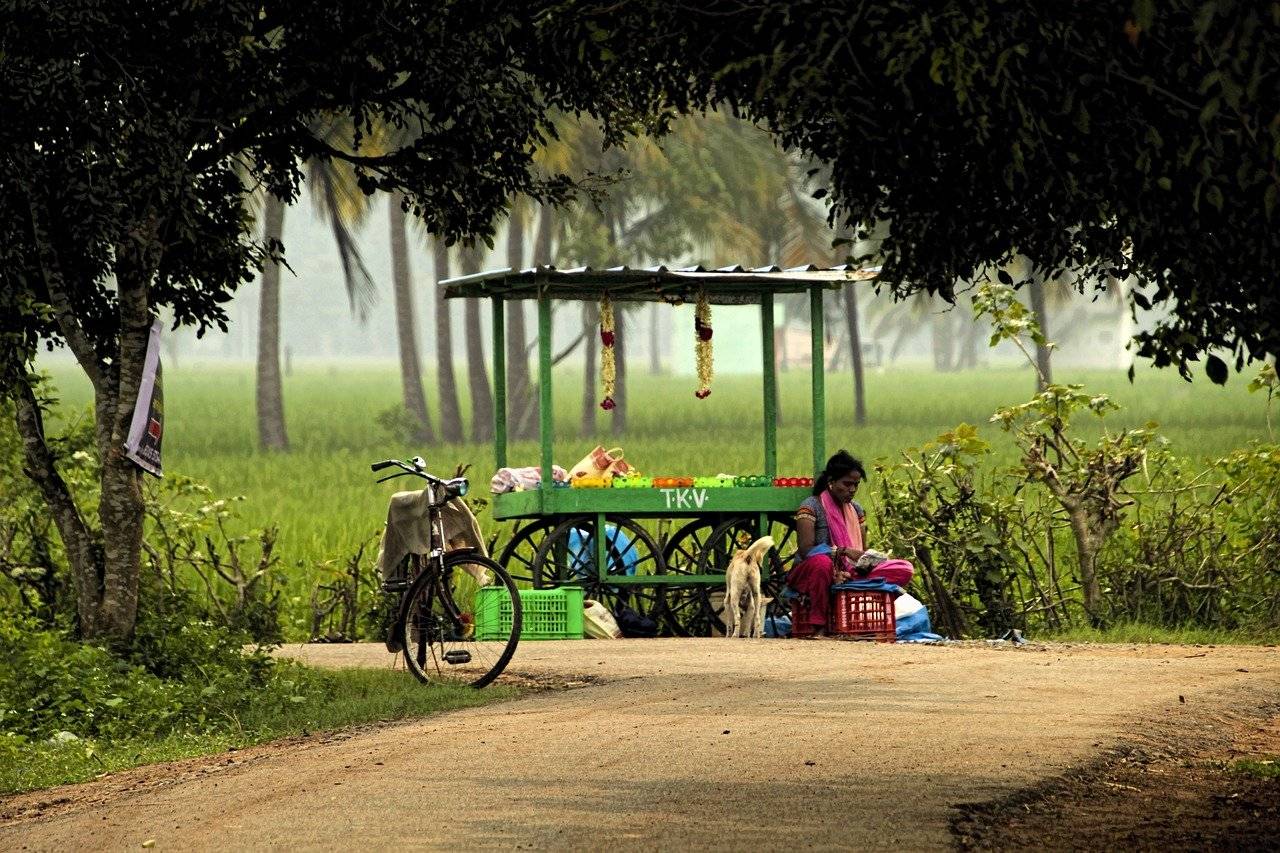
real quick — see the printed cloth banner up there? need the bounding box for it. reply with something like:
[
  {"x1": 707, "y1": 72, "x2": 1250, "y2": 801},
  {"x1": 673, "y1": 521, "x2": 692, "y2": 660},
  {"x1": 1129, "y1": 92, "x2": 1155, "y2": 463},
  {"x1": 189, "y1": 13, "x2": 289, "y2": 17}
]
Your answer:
[{"x1": 123, "y1": 318, "x2": 164, "y2": 477}]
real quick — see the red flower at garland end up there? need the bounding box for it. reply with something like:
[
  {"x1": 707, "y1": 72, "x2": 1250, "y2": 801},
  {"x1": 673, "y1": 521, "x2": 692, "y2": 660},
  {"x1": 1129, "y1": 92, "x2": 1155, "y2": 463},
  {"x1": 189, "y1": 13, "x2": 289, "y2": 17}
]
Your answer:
[
  {"x1": 600, "y1": 397, "x2": 616, "y2": 410},
  {"x1": 694, "y1": 389, "x2": 711, "y2": 399}
]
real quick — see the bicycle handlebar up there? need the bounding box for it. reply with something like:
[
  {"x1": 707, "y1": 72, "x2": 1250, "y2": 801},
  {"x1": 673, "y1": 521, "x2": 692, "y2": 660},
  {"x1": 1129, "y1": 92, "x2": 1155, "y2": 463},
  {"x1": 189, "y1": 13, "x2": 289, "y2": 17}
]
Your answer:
[{"x1": 370, "y1": 458, "x2": 467, "y2": 499}]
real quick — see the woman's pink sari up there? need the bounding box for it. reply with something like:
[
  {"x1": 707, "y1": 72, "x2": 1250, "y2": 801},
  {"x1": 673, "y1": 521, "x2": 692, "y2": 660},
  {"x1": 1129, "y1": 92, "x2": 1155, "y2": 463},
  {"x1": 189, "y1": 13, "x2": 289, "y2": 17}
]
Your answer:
[
  {"x1": 820, "y1": 489, "x2": 863, "y2": 555},
  {"x1": 788, "y1": 491, "x2": 912, "y2": 633}
]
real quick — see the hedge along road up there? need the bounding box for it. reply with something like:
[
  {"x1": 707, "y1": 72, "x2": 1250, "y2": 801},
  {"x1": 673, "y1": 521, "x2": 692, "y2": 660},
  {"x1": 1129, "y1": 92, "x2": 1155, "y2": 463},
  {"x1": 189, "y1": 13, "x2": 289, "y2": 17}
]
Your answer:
[{"x1": 3, "y1": 639, "x2": 1278, "y2": 851}]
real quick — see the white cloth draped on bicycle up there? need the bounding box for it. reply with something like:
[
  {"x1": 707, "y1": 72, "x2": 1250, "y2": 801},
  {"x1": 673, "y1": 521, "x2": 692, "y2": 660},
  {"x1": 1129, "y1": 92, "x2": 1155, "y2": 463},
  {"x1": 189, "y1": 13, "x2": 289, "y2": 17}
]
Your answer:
[{"x1": 376, "y1": 489, "x2": 490, "y2": 585}]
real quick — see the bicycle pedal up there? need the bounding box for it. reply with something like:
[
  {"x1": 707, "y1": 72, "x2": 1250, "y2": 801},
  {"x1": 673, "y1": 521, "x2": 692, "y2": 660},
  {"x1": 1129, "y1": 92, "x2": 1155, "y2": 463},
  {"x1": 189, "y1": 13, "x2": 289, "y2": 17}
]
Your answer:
[
  {"x1": 381, "y1": 579, "x2": 410, "y2": 593},
  {"x1": 443, "y1": 650, "x2": 471, "y2": 665}
]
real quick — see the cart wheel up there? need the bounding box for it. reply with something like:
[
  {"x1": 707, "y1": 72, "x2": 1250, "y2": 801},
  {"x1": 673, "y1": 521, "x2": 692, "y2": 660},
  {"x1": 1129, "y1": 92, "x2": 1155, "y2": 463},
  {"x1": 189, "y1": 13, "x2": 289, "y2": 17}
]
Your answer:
[
  {"x1": 495, "y1": 518, "x2": 561, "y2": 589},
  {"x1": 659, "y1": 518, "x2": 723, "y2": 637},
  {"x1": 532, "y1": 515, "x2": 665, "y2": 629},
  {"x1": 693, "y1": 516, "x2": 800, "y2": 636}
]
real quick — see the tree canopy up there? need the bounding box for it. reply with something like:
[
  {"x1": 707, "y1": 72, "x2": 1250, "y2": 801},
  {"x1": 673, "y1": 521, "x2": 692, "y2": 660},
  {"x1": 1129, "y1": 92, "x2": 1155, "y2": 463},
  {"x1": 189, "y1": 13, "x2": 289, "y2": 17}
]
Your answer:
[
  {"x1": 548, "y1": 0, "x2": 1279, "y2": 379},
  {"x1": 0, "y1": 0, "x2": 683, "y2": 639},
  {"x1": 2, "y1": 0, "x2": 1277, "y2": 640}
]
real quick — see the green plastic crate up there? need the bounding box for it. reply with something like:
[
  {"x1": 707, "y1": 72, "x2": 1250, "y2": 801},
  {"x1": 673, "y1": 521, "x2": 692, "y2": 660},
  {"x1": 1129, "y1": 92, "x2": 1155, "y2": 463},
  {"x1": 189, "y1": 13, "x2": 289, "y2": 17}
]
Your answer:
[{"x1": 475, "y1": 586, "x2": 584, "y2": 641}]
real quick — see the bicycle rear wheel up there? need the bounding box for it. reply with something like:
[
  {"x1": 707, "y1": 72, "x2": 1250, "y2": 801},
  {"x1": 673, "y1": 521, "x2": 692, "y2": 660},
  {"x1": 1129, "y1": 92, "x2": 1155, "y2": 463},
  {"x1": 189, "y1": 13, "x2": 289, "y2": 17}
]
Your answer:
[{"x1": 399, "y1": 553, "x2": 521, "y2": 688}]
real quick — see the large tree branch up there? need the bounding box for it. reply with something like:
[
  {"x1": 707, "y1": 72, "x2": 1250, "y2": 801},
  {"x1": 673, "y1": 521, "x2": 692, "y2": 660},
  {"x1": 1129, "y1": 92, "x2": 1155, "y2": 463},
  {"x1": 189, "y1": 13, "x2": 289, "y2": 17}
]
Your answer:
[
  {"x1": 25, "y1": 196, "x2": 107, "y2": 393},
  {"x1": 13, "y1": 378, "x2": 103, "y2": 635}
]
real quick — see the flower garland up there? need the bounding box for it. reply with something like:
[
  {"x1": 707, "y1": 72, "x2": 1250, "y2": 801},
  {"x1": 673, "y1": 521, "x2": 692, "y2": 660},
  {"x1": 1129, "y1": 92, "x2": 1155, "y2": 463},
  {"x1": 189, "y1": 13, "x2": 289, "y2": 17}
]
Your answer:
[
  {"x1": 694, "y1": 290, "x2": 713, "y2": 398},
  {"x1": 599, "y1": 295, "x2": 616, "y2": 410}
]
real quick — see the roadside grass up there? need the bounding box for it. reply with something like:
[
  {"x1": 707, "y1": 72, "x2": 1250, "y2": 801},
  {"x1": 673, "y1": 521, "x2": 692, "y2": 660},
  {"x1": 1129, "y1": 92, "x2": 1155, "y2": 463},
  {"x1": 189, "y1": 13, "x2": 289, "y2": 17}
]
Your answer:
[
  {"x1": 1231, "y1": 758, "x2": 1280, "y2": 779},
  {"x1": 1043, "y1": 622, "x2": 1280, "y2": 646},
  {"x1": 0, "y1": 668, "x2": 517, "y2": 795}
]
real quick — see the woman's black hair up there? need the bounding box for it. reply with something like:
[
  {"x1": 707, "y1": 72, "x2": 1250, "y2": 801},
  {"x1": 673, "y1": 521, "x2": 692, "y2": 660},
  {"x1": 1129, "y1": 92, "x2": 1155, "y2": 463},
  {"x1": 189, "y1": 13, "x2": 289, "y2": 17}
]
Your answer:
[{"x1": 812, "y1": 449, "x2": 867, "y2": 496}]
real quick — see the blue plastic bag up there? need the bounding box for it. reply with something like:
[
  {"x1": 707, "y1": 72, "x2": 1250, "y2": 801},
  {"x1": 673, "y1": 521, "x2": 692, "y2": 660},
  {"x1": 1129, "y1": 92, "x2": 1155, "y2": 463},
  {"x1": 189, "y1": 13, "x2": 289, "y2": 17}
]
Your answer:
[{"x1": 566, "y1": 525, "x2": 638, "y2": 578}]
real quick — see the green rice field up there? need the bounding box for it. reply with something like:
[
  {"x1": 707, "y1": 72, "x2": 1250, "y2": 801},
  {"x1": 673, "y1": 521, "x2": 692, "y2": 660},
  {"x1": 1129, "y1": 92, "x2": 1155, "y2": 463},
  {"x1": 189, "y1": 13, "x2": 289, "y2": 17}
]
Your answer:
[{"x1": 43, "y1": 361, "x2": 1272, "y2": 634}]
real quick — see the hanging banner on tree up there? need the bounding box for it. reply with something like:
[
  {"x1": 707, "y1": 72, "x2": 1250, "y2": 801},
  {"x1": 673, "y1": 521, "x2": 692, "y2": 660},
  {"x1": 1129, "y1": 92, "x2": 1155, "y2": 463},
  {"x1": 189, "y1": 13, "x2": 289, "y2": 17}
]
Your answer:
[{"x1": 123, "y1": 318, "x2": 165, "y2": 477}]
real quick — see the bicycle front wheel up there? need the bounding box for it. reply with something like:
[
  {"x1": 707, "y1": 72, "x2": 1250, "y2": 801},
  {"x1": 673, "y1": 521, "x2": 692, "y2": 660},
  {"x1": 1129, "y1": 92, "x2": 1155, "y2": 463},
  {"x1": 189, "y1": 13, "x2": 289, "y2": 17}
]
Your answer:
[{"x1": 399, "y1": 553, "x2": 521, "y2": 688}]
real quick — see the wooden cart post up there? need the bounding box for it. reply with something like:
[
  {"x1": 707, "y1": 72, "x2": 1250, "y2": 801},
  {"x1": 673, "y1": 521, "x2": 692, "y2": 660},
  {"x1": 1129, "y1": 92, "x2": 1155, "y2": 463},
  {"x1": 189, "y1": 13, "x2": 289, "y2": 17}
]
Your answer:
[
  {"x1": 760, "y1": 292, "x2": 778, "y2": 479},
  {"x1": 809, "y1": 284, "x2": 826, "y2": 476},
  {"x1": 491, "y1": 296, "x2": 507, "y2": 469},
  {"x1": 538, "y1": 279, "x2": 554, "y2": 496}
]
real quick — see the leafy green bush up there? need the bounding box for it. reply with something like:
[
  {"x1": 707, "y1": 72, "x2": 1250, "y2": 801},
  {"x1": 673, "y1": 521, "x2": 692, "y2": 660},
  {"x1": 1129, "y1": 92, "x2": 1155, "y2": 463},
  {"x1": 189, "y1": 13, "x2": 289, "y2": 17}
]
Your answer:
[{"x1": 0, "y1": 603, "x2": 313, "y2": 744}]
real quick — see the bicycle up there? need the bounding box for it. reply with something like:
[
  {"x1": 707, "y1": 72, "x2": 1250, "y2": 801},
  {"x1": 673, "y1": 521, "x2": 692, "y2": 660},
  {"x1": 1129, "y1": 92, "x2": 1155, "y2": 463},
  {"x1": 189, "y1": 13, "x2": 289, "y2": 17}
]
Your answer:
[{"x1": 373, "y1": 456, "x2": 521, "y2": 688}]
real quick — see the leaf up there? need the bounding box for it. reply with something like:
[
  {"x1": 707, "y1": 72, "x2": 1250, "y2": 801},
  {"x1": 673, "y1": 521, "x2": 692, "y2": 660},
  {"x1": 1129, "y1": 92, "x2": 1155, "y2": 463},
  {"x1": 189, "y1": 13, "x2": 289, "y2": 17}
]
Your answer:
[
  {"x1": 1205, "y1": 354, "x2": 1228, "y2": 385},
  {"x1": 997, "y1": 269, "x2": 1013, "y2": 285}
]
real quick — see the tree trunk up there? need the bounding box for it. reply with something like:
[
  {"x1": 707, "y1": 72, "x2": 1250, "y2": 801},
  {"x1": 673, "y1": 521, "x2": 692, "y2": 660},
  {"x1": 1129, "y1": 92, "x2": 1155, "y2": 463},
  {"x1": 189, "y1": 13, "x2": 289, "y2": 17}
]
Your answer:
[
  {"x1": 388, "y1": 193, "x2": 434, "y2": 444},
  {"x1": 649, "y1": 304, "x2": 662, "y2": 374},
  {"x1": 1028, "y1": 272, "x2": 1053, "y2": 390},
  {"x1": 514, "y1": 205, "x2": 557, "y2": 440},
  {"x1": 432, "y1": 238, "x2": 464, "y2": 443},
  {"x1": 461, "y1": 245, "x2": 494, "y2": 443},
  {"x1": 256, "y1": 195, "x2": 289, "y2": 451},
  {"x1": 506, "y1": 204, "x2": 533, "y2": 440},
  {"x1": 581, "y1": 301, "x2": 598, "y2": 437},
  {"x1": 1112, "y1": 275, "x2": 1134, "y2": 371},
  {"x1": 842, "y1": 283, "x2": 867, "y2": 425},
  {"x1": 19, "y1": 203, "x2": 157, "y2": 643},
  {"x1": 1063, "y1": 503, "x2": 1106, "y2": 627},
  {"x1": 930, "y1": 310, "x2": 954, "y2": 372},
  {"x1": 611, "y1": 312, "x2": 627, "y2": 437}
]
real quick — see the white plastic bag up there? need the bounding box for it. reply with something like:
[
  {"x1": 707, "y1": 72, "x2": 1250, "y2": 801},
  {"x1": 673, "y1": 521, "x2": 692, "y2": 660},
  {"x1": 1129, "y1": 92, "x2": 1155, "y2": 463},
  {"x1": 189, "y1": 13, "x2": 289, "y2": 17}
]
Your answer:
[
  {"x1": 894, "y1": 592, "x2": 924, "y2": 619},
  {"x1": 583, "y1": 599, "x2": 623, "y2": 639},
  {"x1": 489, "y1": 465, "x2": 567, "y2": 494}
]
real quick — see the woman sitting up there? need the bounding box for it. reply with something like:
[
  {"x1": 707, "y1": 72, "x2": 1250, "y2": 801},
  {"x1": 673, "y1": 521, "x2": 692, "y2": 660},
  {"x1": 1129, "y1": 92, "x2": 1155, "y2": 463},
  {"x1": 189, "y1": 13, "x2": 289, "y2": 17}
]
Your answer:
[{"x1": 788, "y1": 450, "x2": 913, "y2": 637}]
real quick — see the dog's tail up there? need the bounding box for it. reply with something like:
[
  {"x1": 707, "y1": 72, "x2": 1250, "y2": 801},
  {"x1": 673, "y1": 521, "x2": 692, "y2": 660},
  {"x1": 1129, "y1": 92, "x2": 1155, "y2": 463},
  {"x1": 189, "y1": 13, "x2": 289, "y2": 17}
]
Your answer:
[{"x1": 742, "y1": 535, "x2": 775, "y2": 565}]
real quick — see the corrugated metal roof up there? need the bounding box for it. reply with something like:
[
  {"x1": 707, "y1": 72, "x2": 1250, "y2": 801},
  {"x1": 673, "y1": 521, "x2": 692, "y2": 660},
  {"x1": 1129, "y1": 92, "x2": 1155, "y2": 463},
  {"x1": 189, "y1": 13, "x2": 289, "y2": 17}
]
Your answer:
[{"x1": 440, "y1": 264, "x2": 880, "y2": 304}]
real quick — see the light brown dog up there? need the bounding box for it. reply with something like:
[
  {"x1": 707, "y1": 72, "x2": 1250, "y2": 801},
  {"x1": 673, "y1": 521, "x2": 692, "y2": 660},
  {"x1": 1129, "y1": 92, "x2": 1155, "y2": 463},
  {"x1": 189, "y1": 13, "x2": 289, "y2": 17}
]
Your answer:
[{"x1": 723, "y1": 536, "x2": 775, "y2": 638}]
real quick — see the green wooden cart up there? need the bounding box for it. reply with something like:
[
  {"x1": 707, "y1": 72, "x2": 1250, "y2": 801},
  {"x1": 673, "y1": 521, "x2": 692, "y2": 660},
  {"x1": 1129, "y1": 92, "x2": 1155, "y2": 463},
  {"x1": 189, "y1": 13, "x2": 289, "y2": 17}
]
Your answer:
[{"x1": 440, "y1": 265, "x2": 877, "y2": 635}]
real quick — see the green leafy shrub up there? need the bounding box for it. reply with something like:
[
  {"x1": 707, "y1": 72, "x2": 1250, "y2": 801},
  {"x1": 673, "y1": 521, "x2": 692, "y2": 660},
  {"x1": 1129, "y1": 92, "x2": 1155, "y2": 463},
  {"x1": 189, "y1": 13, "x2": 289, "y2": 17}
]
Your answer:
[{"x1": 0, "y1": 602, "x2": 313, "y2": 744}]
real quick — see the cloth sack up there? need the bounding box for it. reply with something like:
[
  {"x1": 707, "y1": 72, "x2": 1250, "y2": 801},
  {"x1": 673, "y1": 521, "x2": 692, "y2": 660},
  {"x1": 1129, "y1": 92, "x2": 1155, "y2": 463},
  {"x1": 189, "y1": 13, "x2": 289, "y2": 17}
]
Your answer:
[
  {"x1": 568, "y1": 446, "x2": 632, "y2": 481},
  {"x1": 376, "y1": 489, "x2": 488, "y2": 585},
  {"x1": 583, "y1": 599, "x2": 623, "y2": 639},
  {"x1": 490, "y1": 465, "x2": 568, "y2": 494},
  {"x1": 612, "y1": 604, "x2": 659, "y2": 638}
]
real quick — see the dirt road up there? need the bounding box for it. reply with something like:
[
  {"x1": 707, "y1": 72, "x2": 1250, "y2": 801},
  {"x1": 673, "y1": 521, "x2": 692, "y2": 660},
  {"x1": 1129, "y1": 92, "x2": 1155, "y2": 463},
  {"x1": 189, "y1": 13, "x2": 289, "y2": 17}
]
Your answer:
[{"x1": 3, "y1": 639, "x2": 1278, "y2": 851}]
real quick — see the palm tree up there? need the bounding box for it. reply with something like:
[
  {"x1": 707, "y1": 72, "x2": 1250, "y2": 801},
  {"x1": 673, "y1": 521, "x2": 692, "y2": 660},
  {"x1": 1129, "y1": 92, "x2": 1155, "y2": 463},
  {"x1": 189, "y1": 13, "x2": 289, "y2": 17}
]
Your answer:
[
  {"x1": 256, "y1": 194, "x2": 289, "y2": 452},
  {"x1": 432, "y1": 237, "x2": 465, "y2": 443},
  {"x1": 460, "y1": 242, "x2": 494, "y2": 443},
  {"x1": 514, "y1": 203, "x2": 558, "y2": 440},
  {"x1": 505, "y1": 200, "x2": 534, "y2": 441},
  {"x1": 255, "y1": 116, "x2": 378, "y2": 452},
  {"x1": 388, "y1": 192, "x2": 435, "y2": 443},
  {"x1": 1027, "y1": 268, "x2": 1054, "y2": 390}
]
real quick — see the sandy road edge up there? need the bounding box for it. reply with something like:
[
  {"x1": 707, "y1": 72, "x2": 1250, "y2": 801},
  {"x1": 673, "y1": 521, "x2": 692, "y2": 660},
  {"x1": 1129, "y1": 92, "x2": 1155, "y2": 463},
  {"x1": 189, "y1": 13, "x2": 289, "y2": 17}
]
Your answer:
[{"x1": 948, "y1": 687, "x2": 1280, "y2": 849}]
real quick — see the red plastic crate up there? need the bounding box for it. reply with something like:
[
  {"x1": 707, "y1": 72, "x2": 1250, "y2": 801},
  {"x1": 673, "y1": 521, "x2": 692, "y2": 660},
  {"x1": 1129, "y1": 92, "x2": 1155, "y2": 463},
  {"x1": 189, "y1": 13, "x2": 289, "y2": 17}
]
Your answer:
[
  {"x1": 790, "y1": 598, "x2": 816, "y2": 637},
  {"x1": 830, "y1": 589, "x2": 896, "y2": 642}
]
